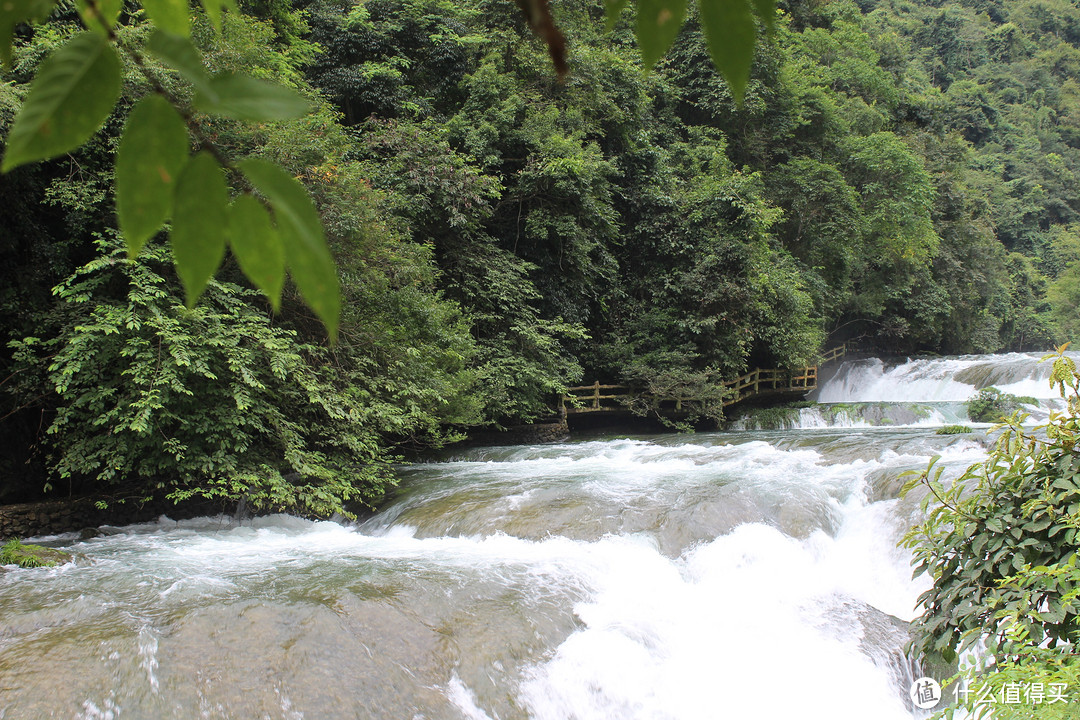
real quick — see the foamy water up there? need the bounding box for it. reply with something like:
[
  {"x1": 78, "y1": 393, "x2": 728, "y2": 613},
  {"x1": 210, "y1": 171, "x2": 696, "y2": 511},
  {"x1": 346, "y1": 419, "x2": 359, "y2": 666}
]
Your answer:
[
  {"x1": 816, "y1": 352, "x2": 1071, "y2": 403},
  {"x1": 3, "y1": 352, "x2": 1046, "y2": 719}
]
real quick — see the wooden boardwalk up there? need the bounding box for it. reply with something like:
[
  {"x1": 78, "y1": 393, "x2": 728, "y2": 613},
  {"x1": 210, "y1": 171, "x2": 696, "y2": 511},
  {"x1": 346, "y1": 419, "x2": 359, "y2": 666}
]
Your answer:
[{"x1": 563, "y1": 344, "x2": 847, "y2": 415}]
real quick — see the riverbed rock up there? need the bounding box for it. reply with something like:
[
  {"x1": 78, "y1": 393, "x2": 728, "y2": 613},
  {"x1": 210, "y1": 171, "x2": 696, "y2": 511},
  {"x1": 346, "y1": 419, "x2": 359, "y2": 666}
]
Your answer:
[
  {"x1": 1, "y1": 541, "x2": 74, "y2": 568},
  {"x1": 819, "y1": 596, "x2": 958, "y2": 714}
]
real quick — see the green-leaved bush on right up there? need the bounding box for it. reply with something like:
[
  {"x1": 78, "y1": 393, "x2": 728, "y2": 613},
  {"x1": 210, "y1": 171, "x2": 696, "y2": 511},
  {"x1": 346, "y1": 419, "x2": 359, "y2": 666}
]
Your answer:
[{"x1": 903, "y1": 346, "x2": 1080, "y2": 717}]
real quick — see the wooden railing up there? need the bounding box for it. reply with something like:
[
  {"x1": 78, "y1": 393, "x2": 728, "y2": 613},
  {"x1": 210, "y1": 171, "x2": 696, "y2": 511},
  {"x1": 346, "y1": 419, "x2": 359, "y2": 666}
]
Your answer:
[
  {"x1": 722, "y1": 366, "x2": 818, "y2": 406},
  {"x1": 562, "y1": 344, "x2": 846, "y2": 415},
  {"x1": 564, "y1": 382, "x2": 629, "y2": 411},
  {"x1": 819, "y1": 344, "x2": 847, "y2": 364}
]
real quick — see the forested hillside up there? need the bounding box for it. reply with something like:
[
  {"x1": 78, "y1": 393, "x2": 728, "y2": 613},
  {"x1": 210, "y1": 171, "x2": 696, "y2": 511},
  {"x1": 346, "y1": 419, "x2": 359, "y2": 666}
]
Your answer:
[{"x1": 1, "y1": 0, "x2": 1076, "y2": 513}]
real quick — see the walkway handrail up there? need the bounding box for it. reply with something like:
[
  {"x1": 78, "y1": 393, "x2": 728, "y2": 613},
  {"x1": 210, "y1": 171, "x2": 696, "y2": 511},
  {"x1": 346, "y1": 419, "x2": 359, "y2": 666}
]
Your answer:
[
  {"x1": 819, "y1": 343, "x2": 846, "y2": 365},
  {"x1": 563, "y1": 345, "x2": 846, "y2": 414}
]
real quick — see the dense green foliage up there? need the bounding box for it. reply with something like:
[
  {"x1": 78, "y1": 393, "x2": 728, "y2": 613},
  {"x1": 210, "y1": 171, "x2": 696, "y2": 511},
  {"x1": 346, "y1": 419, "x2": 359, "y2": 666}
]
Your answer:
[
  {"x1": 903, "y1": 351, "x2": 1080, "y2": 712},
  {"x1": 13, "y1": 237, "x2": 413, "y2": 514},
  {"x1": 0, "y1": 5, "x2": 344, "y2": 337},
  {"x1": 967, "y1": 387, "x2": 1038, "y2": 423},
  {"x1": 943, "y1": 560, "x2": 1080, "y2": 719},
  {"x1": 935, "y1": 424, "x2": 973, "y2": 435},
  {"x1": 1, "y1": 0, "x2": 1078, "y2": 513},
  {"x1": 0, "y1": 11, "x2": 491, "y2": 512}
]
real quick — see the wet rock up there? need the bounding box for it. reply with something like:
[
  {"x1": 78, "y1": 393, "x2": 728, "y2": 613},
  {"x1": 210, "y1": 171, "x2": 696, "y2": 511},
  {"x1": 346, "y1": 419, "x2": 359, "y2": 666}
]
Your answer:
[
  {"x1": 1, "y1": 540, "x2": 74, "y2": 568},
  {"x1": 819, "y1": 596, "x2": 958, "y2": 715}
]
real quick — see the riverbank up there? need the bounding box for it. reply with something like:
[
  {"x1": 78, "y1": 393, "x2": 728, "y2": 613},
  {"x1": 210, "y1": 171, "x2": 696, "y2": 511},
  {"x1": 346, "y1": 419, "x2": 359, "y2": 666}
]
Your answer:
[{"x1": 0, "y1": 496, "x2": 229, "y2": 540}]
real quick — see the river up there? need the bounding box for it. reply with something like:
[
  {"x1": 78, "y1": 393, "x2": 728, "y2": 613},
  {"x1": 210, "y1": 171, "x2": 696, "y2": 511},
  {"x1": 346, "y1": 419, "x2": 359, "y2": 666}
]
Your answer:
[{"x1": 0, "y1": 352, "x2": 1066, "y2": 719}]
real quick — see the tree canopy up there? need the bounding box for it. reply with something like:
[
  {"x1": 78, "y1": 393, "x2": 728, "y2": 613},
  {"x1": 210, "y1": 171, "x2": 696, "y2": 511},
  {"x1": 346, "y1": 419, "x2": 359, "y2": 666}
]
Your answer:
[{"x1": 1, "y1": 0, "x2": 1078, "y2": 512}]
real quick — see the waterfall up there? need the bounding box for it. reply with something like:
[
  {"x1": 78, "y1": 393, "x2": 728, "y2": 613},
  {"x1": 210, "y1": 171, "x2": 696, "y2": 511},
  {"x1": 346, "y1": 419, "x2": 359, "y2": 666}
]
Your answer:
[
  {"x1": 2, "y1": 353, "x2": 1050, "y2": 719},
  {"x1": 814, "y1": 352, "x2": 1068, "y2": 403},
  {"x1": 727, "y1": 351, "x2": 1069, "y2": 430}
]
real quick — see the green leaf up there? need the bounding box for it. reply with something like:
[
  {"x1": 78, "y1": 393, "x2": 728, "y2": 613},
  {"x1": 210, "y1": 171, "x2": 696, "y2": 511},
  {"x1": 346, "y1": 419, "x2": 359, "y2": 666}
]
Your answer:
[
  {"x1": 75, "y1": 0, "x2": 120, "y2": 35},
  {"x1": 1, "y1": 31, "x2": 121, "y2": 172},
  {"x1": 0, "y1": 0, "x2": 56, "y2": 67},
  {"x1": 1052, "y1": 476, "x2": 1078, "y2": 492},
  {"x1": 1027, "y1": 516, "x2": 1052, "y2": 532},
  {"x1": 171, "y1": 152, "x2": 227, "y2": 306},
  {"x1": 116, "y1": 95, "x2": 190, "y2": 258},
  {"x1": 228, "y1": 194, "x2": 284, "y2": 310},
  {"x1": 195, "y1": 73, "x2": 311, "y2": 122},
  {"x1": 698, "y1": 0, "x2": 758, "y2": 105},
  {"x1": 238, "y1": 158, "x2": 339, "y2": 340},
  {"x1": 603, "y1": 0, "x2": 628, "y2": 30},
  {"x1": 636, "y1": 0, "x2": 687, "y2": 69},
  {"x1": 146, "y1": 30, "x2": 212, "y2": 95},
  {"x1": 141, "y1": 0, "x2": 189, "y2": 36},
  {"x1": 199, "y1": 0, "x2": 236, "y2": 32},
  {"x1": 748, "y1": 0, "x2": 775, "y2": 30}
]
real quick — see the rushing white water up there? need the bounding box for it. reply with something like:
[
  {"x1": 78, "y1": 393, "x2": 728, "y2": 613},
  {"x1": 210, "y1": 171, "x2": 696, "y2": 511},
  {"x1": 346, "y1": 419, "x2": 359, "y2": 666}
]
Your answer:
[
  {"x1": 726, "y1": 402, "x2": 972, "y2": 431},
  {"x1": 2, "y1": 352, "x2": 1052, "y2": 720},
  {"x1": 815, "y1": 352, "x2": 1071, "y2": 403}
]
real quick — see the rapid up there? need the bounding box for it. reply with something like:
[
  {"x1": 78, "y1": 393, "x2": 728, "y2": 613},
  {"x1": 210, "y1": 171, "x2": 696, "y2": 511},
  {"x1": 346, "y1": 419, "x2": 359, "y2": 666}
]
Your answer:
[{"x1": 0, "y1": 352, "x2": 1065, "y2": 720}]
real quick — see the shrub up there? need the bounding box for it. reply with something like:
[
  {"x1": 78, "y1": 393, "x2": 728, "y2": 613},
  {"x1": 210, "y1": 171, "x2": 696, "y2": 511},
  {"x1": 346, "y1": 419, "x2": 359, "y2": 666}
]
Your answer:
[
  {"x1": 966, "y1": 387, "x2": 1032, "y2": 423},
  {"x1": 902, "y1": 347, "x2": 1080, "y2": 716},
  {"x1": 12, "y1": 237, "x2": 397, "y2": 516},
  {"x1": 935, "y1": 425, "x2": 973, "y2": 435}
]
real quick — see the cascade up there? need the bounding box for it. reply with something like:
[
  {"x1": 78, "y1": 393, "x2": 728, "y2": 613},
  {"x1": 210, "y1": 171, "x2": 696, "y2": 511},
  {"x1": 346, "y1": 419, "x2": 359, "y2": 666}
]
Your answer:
[
  {"x1": 0, "y1": 352, "x2": 1060, "y2": 720},
  {"x1": 815, "y1": 351, "x2": 1069, "y2": 403}
]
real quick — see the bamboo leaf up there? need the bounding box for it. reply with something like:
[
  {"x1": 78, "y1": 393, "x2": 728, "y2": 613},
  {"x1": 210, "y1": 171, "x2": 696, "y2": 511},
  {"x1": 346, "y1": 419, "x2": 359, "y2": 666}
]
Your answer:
[
  {"x1": 637, "y1": 0, "x2": 686, "y2": 69},
  {"x1": 116, "y1": 95, "x2": 190, "y2": 258},
  {"x1": 171, "y1": 152, "x2": 227, "y2": 306},
  {"x1": 228, "y1": 194, "x2": 284, "y2": 310},
  {"x1": 194, "y1": 73, "x2": 311, "y2": 121},
  {"x1": 1, "y1": 31, "x2": 121, "y2": 172},
  {"x1": 238, "y1": 158, "x2": 339, "y2": 340},
  {"x1": 698, "y1": 0, "x2": 758, "y2": 105}
]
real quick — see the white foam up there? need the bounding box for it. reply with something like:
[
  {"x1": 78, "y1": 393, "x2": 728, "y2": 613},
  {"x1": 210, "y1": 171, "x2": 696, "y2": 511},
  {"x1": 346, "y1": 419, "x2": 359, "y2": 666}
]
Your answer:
[
  {"x1": 519, "y1": 519, "x2": 918, "y2": 720},
  {"x1": 445, "y1": 674, "x2": 495, "y2": 720},
  {"x1": 819, "y1": 352, "x2": 1072, "y2": 403},
  {"x1": 12, "y1": 422, "x2": 991, "y2": 719}
]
